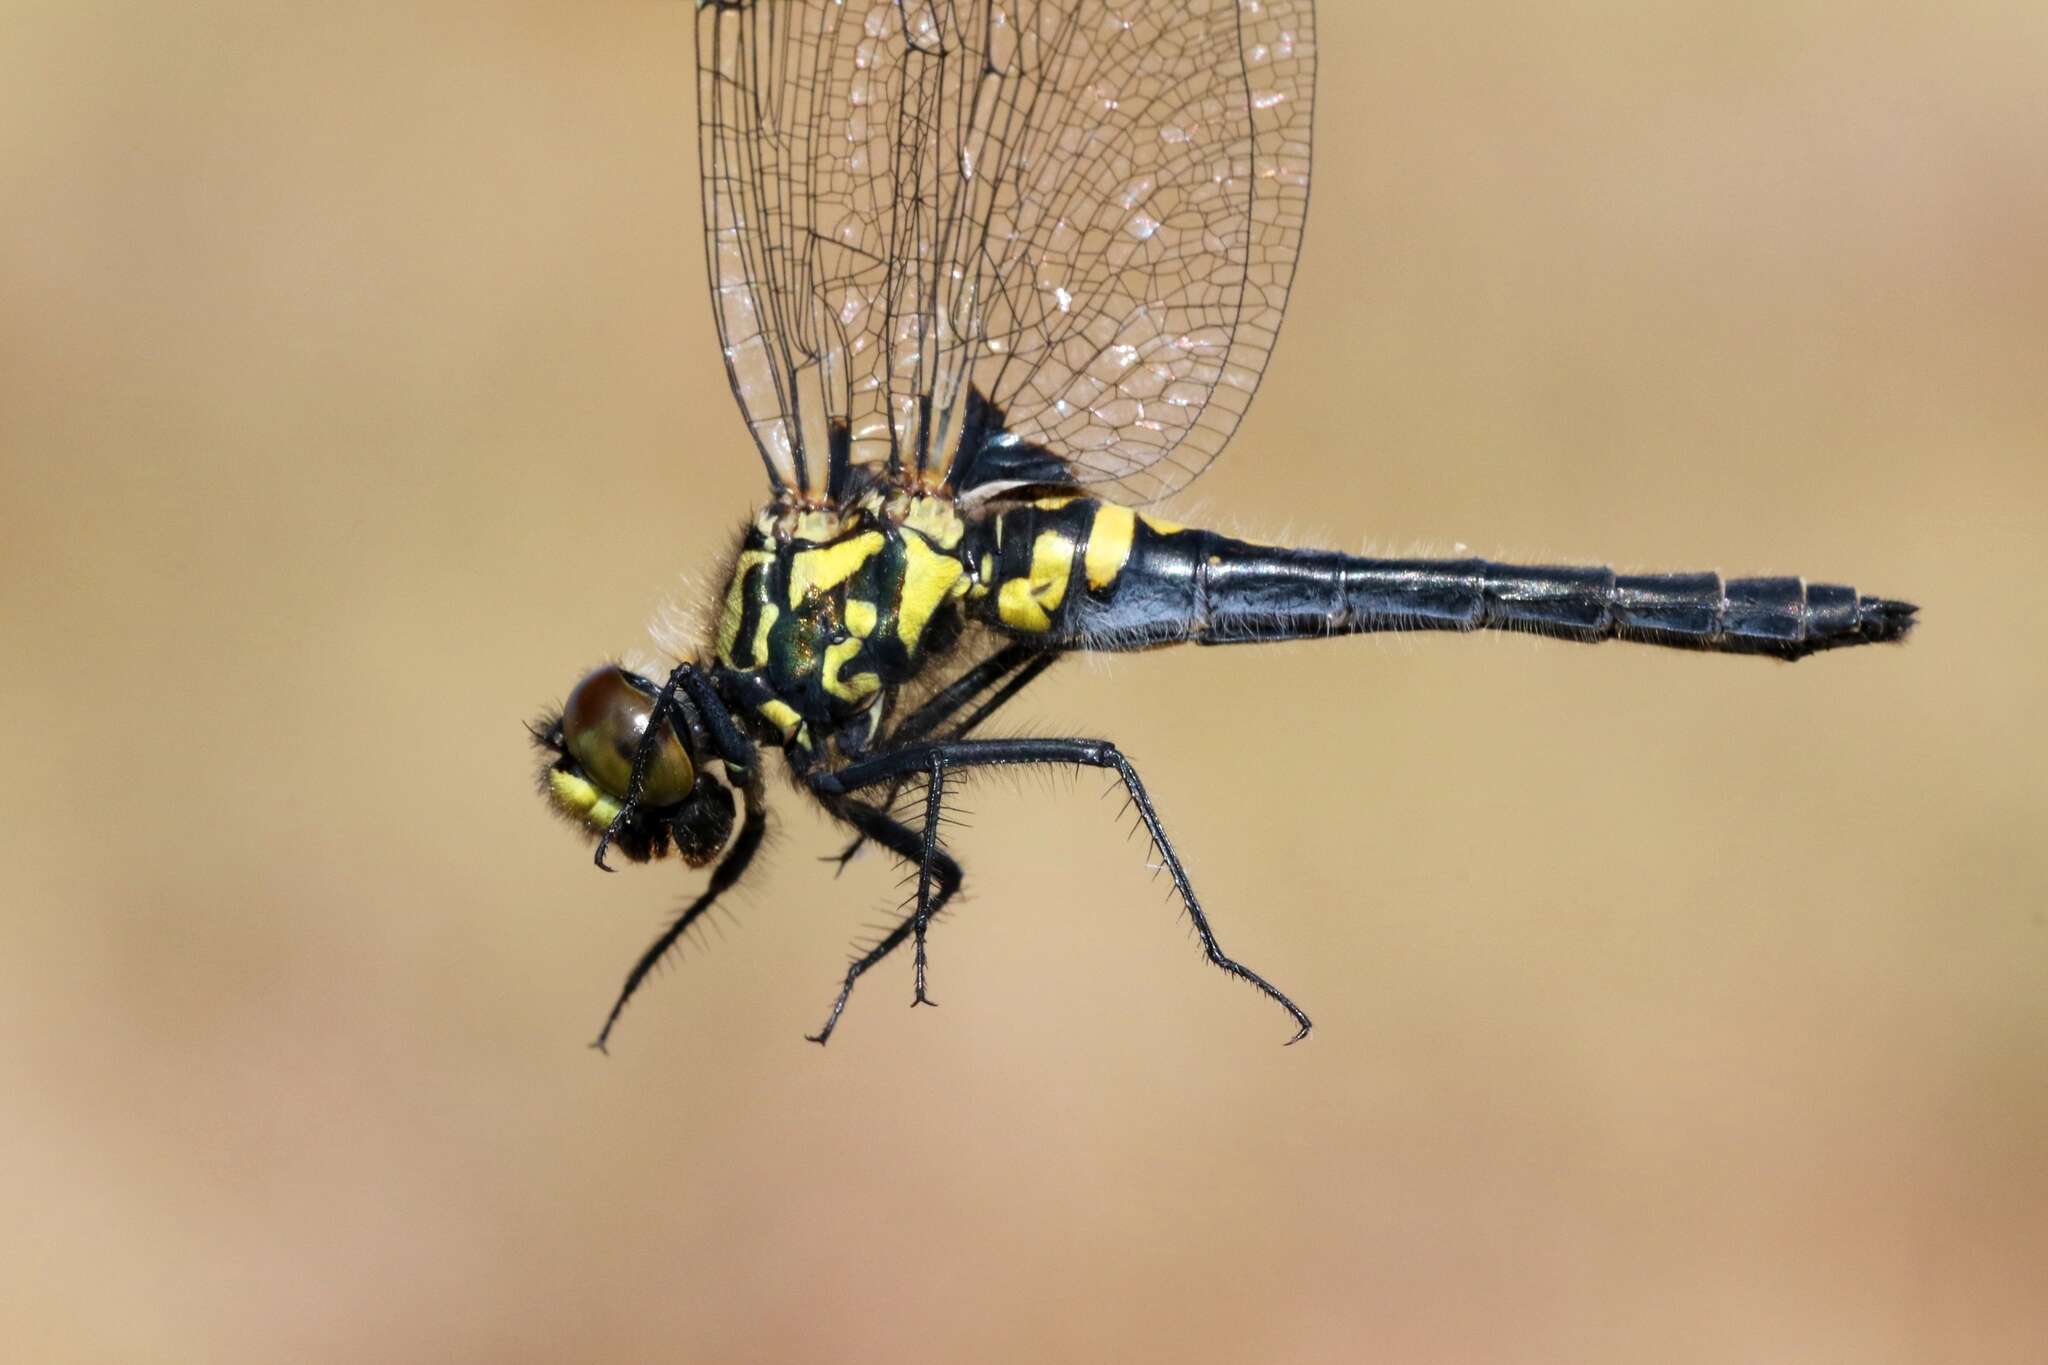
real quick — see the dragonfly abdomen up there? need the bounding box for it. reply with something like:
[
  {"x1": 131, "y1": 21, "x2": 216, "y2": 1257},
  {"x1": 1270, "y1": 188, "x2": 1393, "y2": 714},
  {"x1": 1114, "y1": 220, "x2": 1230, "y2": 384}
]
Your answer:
[
  {"x1": 972, "y1": 498, "x2": 1915, "y2": 662},
  {"x1": 1289, "y1": 557, "x2": 1915, "y2": 660}
]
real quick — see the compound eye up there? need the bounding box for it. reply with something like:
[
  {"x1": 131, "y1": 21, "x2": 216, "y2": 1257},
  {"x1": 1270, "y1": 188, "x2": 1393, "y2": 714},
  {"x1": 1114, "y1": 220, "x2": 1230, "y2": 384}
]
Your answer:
[{"x1": 559, "y1": 666, "x2": 695, "y2": 807}]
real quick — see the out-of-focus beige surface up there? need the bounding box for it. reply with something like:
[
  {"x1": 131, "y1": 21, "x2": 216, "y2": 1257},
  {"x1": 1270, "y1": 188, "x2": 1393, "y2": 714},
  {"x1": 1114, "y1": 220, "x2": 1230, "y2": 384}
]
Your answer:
[{"x1": 3, "y1": 3, "x2": 2043, "y2": 1361}]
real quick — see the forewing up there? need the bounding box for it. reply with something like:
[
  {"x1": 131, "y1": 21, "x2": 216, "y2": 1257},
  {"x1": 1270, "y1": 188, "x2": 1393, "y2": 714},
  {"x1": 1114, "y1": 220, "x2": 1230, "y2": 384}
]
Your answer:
[{"x1": 697, "y1": 1, "x2": 1315, "y2": 504}]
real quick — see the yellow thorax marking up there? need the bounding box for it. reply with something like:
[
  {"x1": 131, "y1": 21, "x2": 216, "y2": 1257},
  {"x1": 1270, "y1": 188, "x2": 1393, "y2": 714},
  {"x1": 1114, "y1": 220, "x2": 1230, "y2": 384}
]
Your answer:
[
  {"x1": 998, "y1": 527, "x2": 1076, "y2": 633},
  {"x1": 786, "y1": 531, "x2": 885, "y2": 608},
  {"x1": 750, "y1": 601, "x2": 780, "y2": 671},
  {"x1": 717, "y1": 548, "x2": 776, "y2": 666},
  {"x1": 821, "y1": 636, "x2": 880, "y2": 702},
  {"x1": 845, "y1": 597, "x2": 878, "y2": 639},
  {"x1": 898, "y1": 535, "x2": 966, "y2": 649},
  {"x1": 1084, "y1": 504, "x2": 1136, "y2": 590}
]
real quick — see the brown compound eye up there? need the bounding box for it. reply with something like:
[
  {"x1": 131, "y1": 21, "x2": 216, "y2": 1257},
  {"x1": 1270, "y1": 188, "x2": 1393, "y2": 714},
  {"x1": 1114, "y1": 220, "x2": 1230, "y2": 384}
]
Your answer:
[{"x1": 559, "y1": 666, "x2": 695, "y2": 807}]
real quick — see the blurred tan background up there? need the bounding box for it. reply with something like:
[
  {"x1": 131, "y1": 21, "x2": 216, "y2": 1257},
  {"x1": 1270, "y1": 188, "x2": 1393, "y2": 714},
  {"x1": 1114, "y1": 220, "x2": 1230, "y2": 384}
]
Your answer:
[{"x1": 3, "y1": 2, "x2": 2044, "y2": 1360}]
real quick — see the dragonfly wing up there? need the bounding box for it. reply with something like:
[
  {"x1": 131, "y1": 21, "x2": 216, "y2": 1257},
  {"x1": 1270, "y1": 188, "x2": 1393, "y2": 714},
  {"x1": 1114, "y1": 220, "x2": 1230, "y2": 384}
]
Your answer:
[{"x1": 697, "y1": 1, "x2": 1316, "y2": 505}]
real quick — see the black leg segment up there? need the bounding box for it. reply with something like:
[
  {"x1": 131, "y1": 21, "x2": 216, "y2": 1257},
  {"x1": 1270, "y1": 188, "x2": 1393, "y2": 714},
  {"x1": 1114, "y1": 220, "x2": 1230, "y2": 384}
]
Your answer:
[
  {"x1": 824, "y1": 645, "x2": 1057, "y2": 873},
  {"x1": 806, "y1": 799, "x2": 965, "y2": 1045},
  {"x1": 913, "y1": 749, "x2": 945, "y2": 1008},
  {"x1": 813, "y1": 737, "x2": 1313, "y2": 1043},
  {"x1": 591, "y1": 779, "x2": 768, "y2": 1053}
]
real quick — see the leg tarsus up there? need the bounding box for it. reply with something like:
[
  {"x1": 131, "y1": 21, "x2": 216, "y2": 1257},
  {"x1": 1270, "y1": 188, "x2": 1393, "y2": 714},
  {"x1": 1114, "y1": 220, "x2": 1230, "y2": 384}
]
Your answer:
[
  {"x1": 1201, "y1": 940, "x2": 1313, "y2": 1043},
  {"x1": 801, "y1": 799, "x2": 963, "y2": 1044},
  {"x1": 1105, "y1": 746, "x2": 1313, "y2": 1044}
]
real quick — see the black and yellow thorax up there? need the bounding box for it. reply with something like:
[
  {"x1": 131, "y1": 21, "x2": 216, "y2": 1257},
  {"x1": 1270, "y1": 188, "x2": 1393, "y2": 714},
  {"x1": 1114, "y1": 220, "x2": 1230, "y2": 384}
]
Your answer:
[
  {"x1": 714, "y1": 488, "x2": 1201, "y2": 756},
  {"x1": 714, "y1": 489, "x2": 975, "y2": 752}
]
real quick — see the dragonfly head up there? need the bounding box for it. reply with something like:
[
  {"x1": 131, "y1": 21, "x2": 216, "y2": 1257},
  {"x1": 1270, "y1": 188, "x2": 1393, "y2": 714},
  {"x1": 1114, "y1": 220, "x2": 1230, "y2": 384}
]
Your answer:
[{"x1": 531, "y1": 664, "x2": 734, "y2": 866}]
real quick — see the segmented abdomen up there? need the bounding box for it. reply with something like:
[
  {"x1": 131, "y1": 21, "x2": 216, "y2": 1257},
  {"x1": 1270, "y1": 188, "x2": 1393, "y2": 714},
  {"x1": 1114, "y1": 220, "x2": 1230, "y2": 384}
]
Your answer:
[{"x1": 970, "y1": 498, "x2": 1915, "y2": 661}]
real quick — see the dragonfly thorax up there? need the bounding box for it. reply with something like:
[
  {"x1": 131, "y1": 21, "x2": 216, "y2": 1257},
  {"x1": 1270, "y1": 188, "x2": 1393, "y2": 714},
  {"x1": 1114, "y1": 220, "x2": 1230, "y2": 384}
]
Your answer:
[{"x1": 713, "y1": 491, "x2": 979, "y2": 756}]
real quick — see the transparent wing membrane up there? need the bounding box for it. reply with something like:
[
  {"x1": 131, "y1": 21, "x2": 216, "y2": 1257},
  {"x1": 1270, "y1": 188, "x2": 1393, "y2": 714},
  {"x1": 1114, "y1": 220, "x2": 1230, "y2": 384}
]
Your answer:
[{"x1": 698, "y1": 0, "x2": 1315, "y2": 502}]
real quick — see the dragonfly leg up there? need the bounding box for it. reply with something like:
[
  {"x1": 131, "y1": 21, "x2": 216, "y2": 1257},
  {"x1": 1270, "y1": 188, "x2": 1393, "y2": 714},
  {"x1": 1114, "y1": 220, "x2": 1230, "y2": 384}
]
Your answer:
[
  {"x1": 824, "y1": 645, "x2": 1056, "y2": 872},
  {"x1": 806, "y1": 797, "x2": 965, "y2": 1045},
  {"x1": 591, "y1": 776, "x2": 768, "y2": 1053},
  {"x1": 816, "y1": 738, "x2": 1313, "y2": 1044},
  {"x1": 912, "y1": 749, "x2": 945, "y2": 1006}
]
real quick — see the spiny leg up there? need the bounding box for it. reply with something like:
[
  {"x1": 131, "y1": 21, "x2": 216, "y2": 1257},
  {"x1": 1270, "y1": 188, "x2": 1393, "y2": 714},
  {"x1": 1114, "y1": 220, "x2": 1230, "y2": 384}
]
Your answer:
[
  {"x1": 913, "y1": 749, "x2": 944, "y2": 1007},
  {"x1": 825, "y1": 645, "x2": 1056, "y2": 872},
  {"x1": 807, "y1": 798, "x2": 964, "y2": 1046},
  {"x1": 591, "y1": 779, "x2": 767, "y2": 1053},
  {"x1": 817, "y1": 737, "x2": 1312, "y2": 1043},
  {"x1": 903, "y1": 645, "x2": 1055, "y2": 747}
]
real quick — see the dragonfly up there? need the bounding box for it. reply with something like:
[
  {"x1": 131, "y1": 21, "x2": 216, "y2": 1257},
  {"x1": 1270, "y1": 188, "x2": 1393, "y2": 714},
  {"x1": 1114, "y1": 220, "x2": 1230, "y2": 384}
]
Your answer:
[{"x1": 532, "y1": 0, "x2": 1915, "y2": 1050}]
